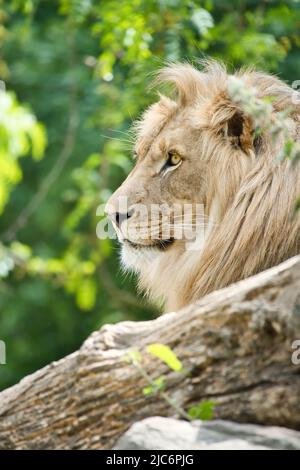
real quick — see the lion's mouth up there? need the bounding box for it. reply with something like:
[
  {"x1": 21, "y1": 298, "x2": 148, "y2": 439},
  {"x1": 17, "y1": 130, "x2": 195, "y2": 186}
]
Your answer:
[{"x1": 123, "y1": 238, "x2": 175, "y2": 251}]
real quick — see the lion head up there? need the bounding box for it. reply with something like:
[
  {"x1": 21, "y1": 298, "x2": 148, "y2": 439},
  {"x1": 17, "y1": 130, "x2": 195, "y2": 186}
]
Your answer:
[{"x1": 106, "y1": 60, "x2": 300, "y2": 311}]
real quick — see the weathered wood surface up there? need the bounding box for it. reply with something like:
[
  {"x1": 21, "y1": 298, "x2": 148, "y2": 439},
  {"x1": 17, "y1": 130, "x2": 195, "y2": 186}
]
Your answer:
[{"x1": 0, "y1": 256, "x2": 300, "y2": 449}]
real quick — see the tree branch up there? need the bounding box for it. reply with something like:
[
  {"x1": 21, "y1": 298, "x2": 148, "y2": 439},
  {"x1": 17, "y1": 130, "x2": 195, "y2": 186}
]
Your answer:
[{"x1": 0, "y1": 256, "x2": 300, "y2": 449}]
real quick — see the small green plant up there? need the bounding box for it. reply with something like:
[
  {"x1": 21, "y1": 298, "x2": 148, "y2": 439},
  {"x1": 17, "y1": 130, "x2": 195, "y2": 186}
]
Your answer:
[
  {"x1": 124, "y1": 344, "x2": 215, "y2": 422},
  {"x1": 188, "y1": 401, "x2": 215, "y2": 421},
  {"x1": 146, "y1": 343, "x2": 183, "y2": 372}
]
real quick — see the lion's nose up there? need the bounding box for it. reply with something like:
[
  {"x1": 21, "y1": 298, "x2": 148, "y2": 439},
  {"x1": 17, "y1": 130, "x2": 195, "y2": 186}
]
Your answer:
[{"x1": 114, "y1": 208, "x2": 134, "y2": 228}]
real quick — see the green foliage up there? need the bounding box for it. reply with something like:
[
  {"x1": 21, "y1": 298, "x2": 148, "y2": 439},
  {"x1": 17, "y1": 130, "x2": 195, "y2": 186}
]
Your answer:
[
  {"x1": 188, "y1": 401, "x2": 215, "y2": 421},
  {"x1": 143, "y1": 376, "x2": 165, "y2": 396},
  {"x1": 147, "y1": 343, "x2": 183, "y2": 372},
  {"x1": 126, "y1": 344, "x2": 215, "y2": 421},
  {"x1": 0, "y1": 0, "x2": 299, "y2": 390},
  {"x1": 228, "y1": 76, "x2": 300, "y2": 163},
  {"x1": 0, "y1": 89, "x2": 46, "y2": 213}
]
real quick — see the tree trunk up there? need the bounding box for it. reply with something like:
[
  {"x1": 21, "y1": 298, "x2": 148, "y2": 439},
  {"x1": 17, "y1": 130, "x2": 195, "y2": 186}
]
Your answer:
[{"x1": 1, "y1": 256, "x2": 300, "y2": 450}]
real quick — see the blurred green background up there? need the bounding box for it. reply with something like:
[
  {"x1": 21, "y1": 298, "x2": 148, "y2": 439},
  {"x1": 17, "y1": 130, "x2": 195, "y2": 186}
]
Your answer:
[{"x1": 0, "y1": 0, "x2": 299, "y2": 390}]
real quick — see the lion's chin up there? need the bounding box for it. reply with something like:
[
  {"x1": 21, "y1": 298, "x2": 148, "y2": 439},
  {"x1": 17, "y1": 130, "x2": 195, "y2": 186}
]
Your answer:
[{"x1": 120, "y1": 238, "x2": 174, "y2": 273}]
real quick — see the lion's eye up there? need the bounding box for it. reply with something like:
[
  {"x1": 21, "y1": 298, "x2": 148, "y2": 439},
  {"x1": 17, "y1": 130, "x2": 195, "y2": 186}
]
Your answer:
[
  {"x1": 160, "y1": 151, "x2": 182, "y2": 175},
  {"x1": 167, "y1": 151, "x2": 181, "y2": 166}
]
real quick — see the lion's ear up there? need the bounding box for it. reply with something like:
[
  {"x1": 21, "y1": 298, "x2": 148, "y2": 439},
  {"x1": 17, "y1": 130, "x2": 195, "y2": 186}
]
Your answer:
[
  {"x1": 223, "y1": 110, "x2": 254, "y2": 154},
  {"x1": 208, "y1": 96, "x2": 254, "y2": 154},
  {"x1": 225, "y1": 110, "x2": 243, "y2": 139}
]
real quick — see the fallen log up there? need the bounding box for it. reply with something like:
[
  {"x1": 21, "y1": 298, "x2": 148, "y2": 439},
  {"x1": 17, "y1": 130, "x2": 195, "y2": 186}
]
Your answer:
[{"x1": 0, "y1": 256, "x2": 300, "y2": 450}]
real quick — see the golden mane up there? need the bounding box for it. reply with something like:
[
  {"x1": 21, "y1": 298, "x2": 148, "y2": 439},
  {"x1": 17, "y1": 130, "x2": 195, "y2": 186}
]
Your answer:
[
  {"x1": 108, "y1": 60, "x2": 300, "y2": 311},
  {"x1": 139, "y1": 61, "x2": 300, "y2": 309}
]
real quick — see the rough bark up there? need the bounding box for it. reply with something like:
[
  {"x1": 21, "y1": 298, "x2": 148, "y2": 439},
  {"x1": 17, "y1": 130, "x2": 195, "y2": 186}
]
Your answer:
[{"x1": 0, "y1": 256, "x2": 300, "y2": 450}]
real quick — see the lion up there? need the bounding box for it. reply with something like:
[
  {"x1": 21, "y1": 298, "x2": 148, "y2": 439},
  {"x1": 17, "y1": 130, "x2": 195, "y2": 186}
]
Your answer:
[{"x1": 106, "y1": 60, "x2": 300, "y2": 311}]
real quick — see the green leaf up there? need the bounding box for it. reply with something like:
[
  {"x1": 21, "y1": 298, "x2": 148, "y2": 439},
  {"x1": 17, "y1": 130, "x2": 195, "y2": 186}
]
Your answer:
[
  {"x1": 30, "y1": 122, "x2": 47, "y2": 160},
  {"x1": 143, "y1": 376, "x2": 165, "y2": 396},
  {"x1": 75, "y1": 278, "x2": 97, "y2": 311},
  {"x1": 143, "y1": 385, "x2": 154, "y2": 396},
  {"x1": 147, "y1": 343, "x2": 182, "y2": 372},
  {"x1": 188, "y1": 401, "x2": 215, "y2": 421}
]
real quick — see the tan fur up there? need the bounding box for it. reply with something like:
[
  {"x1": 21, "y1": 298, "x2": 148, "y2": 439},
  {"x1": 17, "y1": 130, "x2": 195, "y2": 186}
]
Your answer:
[{"x1": 107, "y1": 60, "x2": 300, "y2": 311}]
